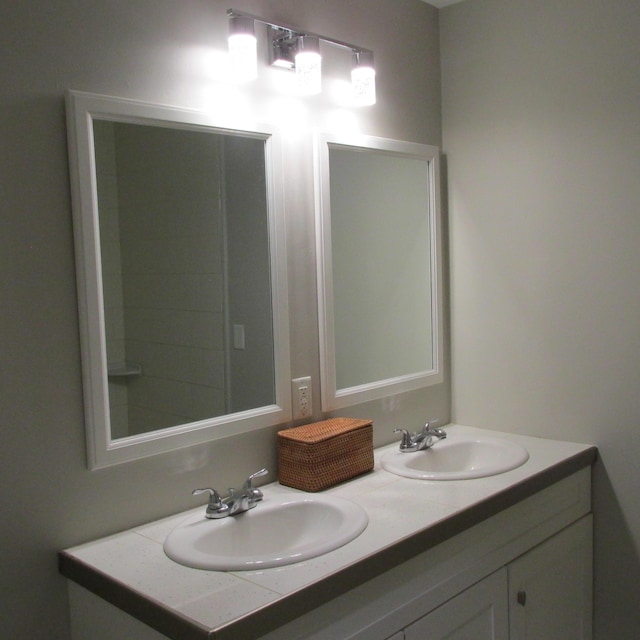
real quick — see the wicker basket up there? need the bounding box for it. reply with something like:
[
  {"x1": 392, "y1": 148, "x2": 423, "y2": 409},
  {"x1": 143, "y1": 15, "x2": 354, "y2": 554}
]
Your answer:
[{"x1": 278, "y1": 417, "x2": 374, "y2": 492}]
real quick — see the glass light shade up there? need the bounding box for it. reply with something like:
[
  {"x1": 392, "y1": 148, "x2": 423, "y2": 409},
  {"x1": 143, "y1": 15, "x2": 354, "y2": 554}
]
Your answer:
[
  {"x1": 228, "y1": 16, "x2": 257, "y2": 82},
  {"x1": 295, "y1": 36, "x2": 322, "y2": 95},
  {"x1": 351, "y1": 51, "x2": 376, "y2": 106},
  {"x1": 351, "y1": 66, "x2": 376, "y2": 105}
]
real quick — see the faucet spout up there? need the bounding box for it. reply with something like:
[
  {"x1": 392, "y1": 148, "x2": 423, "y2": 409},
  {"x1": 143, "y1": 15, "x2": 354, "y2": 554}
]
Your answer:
[{"x1": 224, "y1": 488, "x2": 250, "y2": 515}]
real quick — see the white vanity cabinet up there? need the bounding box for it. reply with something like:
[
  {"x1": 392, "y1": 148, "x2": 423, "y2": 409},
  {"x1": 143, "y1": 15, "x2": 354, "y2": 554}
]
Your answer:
[
  {"x1": 507, "y1": 516, "x2": 592, "y2": 639},
  {"x1": 404, "y1": 569, "x2": 509, "y2": 640},
  {"x1": 256, "y1": 468, "x2": 592, "y2": 640},
  {"x1": 68, "y1": 511, "x2": 592, "y2": 640},
  {"x1": 61, "y1": 430, "x2": 596, "y2": 640},
  {"x1": 403, "y1": 569, "x2": 509, "y2": 640},
  {"x1": 400, "y1": 516, "x2": 592, "y2": 640}
]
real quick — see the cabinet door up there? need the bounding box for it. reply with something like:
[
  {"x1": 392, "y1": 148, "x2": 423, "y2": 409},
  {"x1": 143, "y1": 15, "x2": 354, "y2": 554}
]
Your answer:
[
  {"x1": 404, "y1": 569, "x2": 508, "y2": 640},
  {"x1": 509, "y1": 515, "x2": 592, "y2": 640}
]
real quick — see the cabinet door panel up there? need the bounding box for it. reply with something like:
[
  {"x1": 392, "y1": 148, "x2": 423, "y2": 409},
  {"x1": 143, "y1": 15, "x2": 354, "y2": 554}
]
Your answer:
[
  {"x1": 404, "y1": 569, "x2": 508, "y2": 640},
  {"x1": 508, "y1": 515, "x2": 592, "y2": 640}
]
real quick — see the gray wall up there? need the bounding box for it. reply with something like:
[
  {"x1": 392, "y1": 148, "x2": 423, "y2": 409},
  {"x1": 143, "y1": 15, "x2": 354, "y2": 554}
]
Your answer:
[
  {"x1": 1, "y1": 1, "x2": 446, "y2": 638},
  {"x1": 441, "y1": 0, "x2": 640, "y2": 637}
]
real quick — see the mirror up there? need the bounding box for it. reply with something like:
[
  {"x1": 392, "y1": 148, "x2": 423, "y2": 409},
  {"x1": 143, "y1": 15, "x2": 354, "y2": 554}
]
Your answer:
[
  {"x1": 315, "y1": 132, "x2": 443, "y2": 411},
  {"x1": 66, "y1": 91, "x2": 290, "y2": 468}
]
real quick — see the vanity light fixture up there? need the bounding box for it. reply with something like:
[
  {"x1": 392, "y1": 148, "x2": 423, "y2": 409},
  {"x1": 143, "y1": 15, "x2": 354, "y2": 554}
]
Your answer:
[{"x1": 227, "y1": 9, "x2": 376, "y2": 105}]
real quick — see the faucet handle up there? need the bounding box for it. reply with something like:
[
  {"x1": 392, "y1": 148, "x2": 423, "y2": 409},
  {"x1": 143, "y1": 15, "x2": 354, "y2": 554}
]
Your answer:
[
  {"x1": 394, "y1": 428, "x2": 414, "y2": 450},
  {"x1": 423, "y1": 418, "x2": 440, "y2": 432},
  {"x1": 193, "y1": 487, "x2": 222, "y2": 503},
  {"x1": 243, "y1": 468, "x2": 268, "y2": 501},
  {"x1": 192, "y1": 487, "x2": 230, "y2": 518},
  {"x1": 422, "y1": 419, "x2": 447, "y2": 446}
]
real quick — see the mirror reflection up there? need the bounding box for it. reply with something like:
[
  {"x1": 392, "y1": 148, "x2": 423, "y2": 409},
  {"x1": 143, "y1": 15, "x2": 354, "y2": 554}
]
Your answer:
[
  {"x1": 66, "y1": 91, "x2": 290, "y2": 468},
  {"x1": 329, "y1": 147, "x2": 433, "y2": 388},
  {"x1": 315, "y1": 133, "x2": 443, "y2": 410},
  {"x1": 94, "y1": 122, "x2": 274, "y2": 438}
]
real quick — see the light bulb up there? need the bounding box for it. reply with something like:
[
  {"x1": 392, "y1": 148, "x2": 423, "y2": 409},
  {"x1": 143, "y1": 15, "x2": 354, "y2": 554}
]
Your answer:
[
  {"x1": 295, "y1": 35, "x2": 322, "y2": 95},
  {"x1": 228, "y1": 15, "x2": 257, "y2": 82},
  {"x1": 351, "y1": 51, "x2": 376, "y2": 106}
]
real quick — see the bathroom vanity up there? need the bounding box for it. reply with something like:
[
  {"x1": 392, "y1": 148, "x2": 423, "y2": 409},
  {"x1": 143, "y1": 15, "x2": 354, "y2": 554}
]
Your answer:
[{"x1": 59, "y1": 425, "x2": 596, "y2": 640}]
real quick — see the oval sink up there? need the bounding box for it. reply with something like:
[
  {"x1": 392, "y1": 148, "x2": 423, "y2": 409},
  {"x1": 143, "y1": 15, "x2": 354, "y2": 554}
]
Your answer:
[
  {"x1": 164, "y1": 493, "x2": 368, "y2": 571},
  {"x1": 381, "y1": 434, "x2": 529, "y2": 480}
]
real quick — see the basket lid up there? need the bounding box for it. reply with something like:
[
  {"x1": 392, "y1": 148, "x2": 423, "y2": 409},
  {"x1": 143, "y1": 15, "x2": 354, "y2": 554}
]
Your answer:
[{"x1": 278, "y1": 417, "x2": 373, "y2": 444}]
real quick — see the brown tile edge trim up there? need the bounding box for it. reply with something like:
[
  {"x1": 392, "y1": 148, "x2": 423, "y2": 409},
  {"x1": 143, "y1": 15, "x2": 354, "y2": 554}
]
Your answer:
[{"x1": 59, "y1": 446, "x2": 597, "y2": 640}]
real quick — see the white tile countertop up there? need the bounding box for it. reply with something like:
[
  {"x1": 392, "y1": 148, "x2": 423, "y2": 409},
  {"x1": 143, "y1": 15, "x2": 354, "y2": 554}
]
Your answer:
[{"x1": 59, "y1": 424, "x2": 597, "y2": 640}]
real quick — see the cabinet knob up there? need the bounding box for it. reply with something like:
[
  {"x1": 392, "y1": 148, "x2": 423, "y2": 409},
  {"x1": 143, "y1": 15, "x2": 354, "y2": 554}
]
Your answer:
[{"x1": 517, "y1": 590, "x2": 527, "y2": 606}]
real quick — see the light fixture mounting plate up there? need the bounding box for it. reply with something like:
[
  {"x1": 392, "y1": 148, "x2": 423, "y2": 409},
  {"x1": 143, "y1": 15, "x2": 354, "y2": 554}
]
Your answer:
[{"x1": 268, "y1": 26, "x2": 298, "y2": 70}]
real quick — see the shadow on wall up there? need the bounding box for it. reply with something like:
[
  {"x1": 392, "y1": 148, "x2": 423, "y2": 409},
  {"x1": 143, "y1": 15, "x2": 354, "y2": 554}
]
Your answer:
[{"x1": 592, "y1": 459, "x2": 640, "y2": 638}]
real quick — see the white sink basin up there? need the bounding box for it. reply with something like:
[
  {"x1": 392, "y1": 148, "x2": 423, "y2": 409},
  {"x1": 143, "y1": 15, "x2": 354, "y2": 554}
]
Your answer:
[
  {"x1": 164, "y1": 493, "x2": 368, "y2": 571},
  {"x1": 381, "y1": 434, "x2": 529, "y2": 480}
]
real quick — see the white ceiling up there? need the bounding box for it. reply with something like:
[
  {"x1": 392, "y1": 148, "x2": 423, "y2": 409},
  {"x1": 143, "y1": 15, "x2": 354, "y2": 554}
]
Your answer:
[{"x1": 422, "y1": 0, "x2": 466, "y2": 8}]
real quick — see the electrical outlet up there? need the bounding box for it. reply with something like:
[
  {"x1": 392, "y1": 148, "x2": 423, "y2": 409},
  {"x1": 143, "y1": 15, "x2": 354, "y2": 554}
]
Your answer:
[{"x1": 292, "y1": 376, "x2": 312, "y2": 420}]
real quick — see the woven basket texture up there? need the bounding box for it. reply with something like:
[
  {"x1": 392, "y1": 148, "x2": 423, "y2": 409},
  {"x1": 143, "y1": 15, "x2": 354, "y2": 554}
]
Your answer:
[{"x1": 278, "y1": 417, "x2": 373, "y2": 492}]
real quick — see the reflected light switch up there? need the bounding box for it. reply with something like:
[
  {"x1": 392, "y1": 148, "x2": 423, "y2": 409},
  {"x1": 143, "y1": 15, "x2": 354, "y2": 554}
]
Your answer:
[{"x1": 233, "y1": 324, "x2": 245, "y2": 350}]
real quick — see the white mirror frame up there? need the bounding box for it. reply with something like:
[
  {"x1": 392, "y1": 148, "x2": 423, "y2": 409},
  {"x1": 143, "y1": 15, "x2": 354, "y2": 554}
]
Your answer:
[
  {"x1": 66, "y1": 91, "x2": 291, "y2": 469},
  {"x1": 314, "y1": 131, "x2": 443, "y2": 411}
]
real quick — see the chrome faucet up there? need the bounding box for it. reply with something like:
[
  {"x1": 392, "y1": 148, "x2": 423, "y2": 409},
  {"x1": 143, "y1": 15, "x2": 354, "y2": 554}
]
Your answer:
[
  {"x1": 394, "y1": 420, "x2": 447, "y2": 452},
  {"x1": 193, "y1": 468, "x2": 268, "y2": 519}
]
